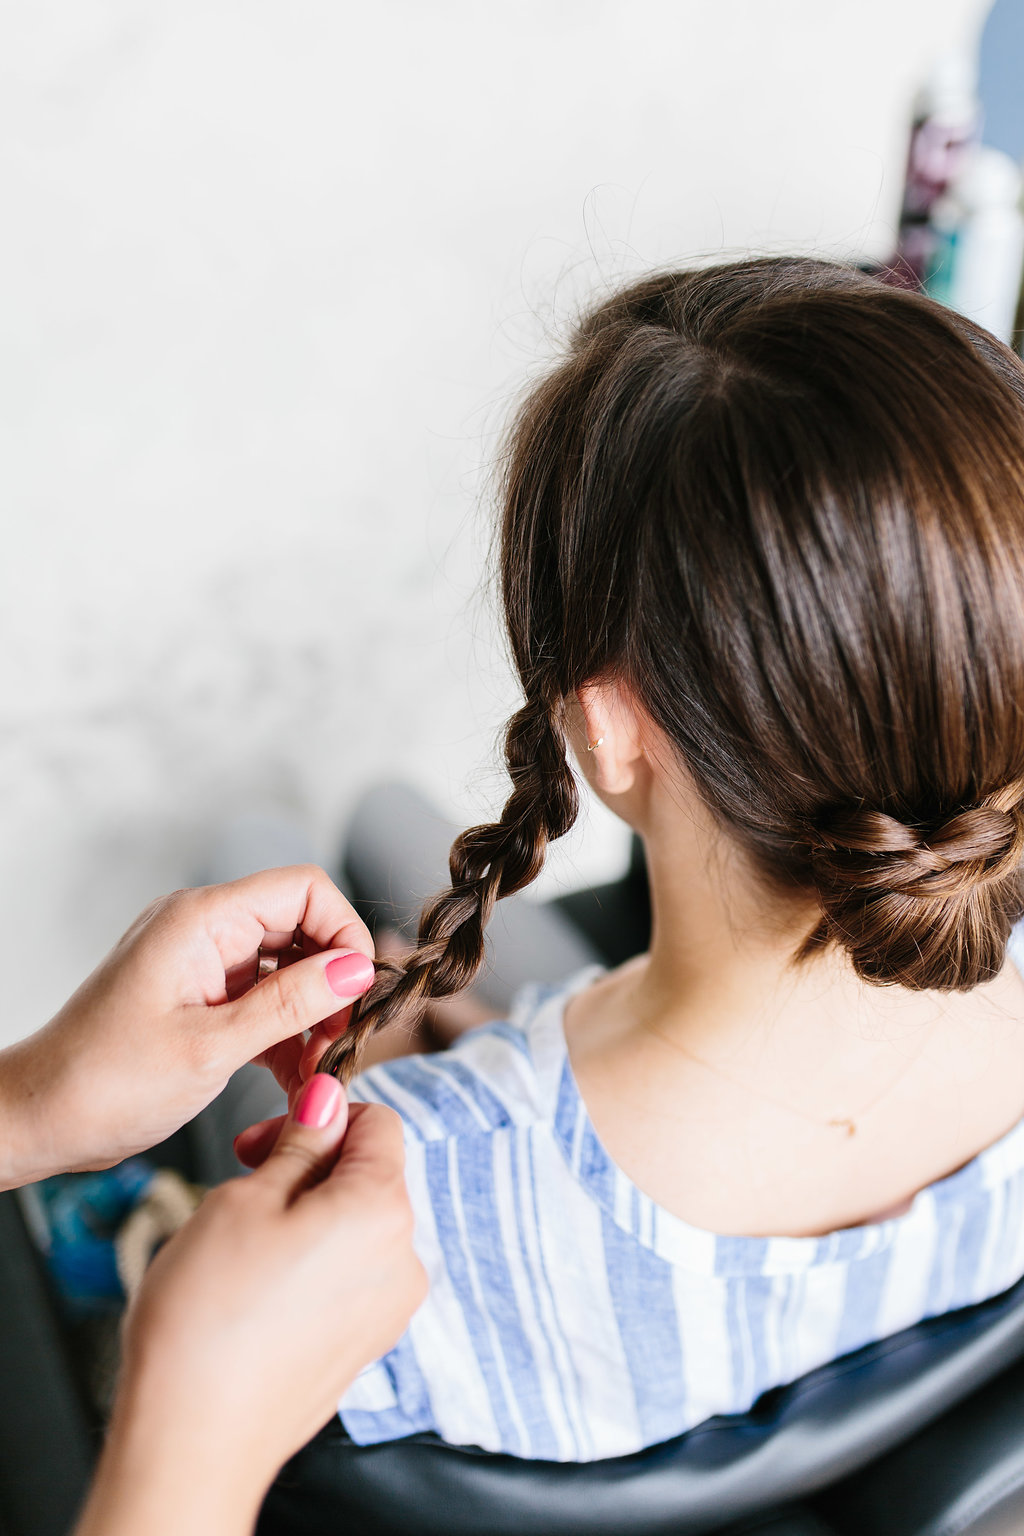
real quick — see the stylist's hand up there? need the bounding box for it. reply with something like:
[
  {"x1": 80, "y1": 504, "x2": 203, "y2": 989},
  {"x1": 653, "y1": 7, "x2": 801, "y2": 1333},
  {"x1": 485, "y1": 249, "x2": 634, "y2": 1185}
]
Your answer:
[
  {"x1": 0, "y1": 866, "x2": 376, "y2": 1189},
  {"x1": 76, "y1": 1079, "x2": 426, "y2": 1536}
]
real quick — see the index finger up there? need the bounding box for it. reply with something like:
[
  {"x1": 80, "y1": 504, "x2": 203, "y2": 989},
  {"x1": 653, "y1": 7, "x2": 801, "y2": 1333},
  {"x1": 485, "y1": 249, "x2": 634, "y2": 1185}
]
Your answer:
[{"x1": 198, "y1": 865, "x2": 374, "y2": 973}]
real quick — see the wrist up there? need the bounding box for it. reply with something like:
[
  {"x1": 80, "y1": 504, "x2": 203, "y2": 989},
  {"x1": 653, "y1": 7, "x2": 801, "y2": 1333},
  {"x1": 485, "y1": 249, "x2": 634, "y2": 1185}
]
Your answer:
[
  {"x1": 76, "y1": 1376, "x2": 267, "y2": 1536},
  {"x1": 0, "y1": 1036, "x2": 66, "y2": 1190}
]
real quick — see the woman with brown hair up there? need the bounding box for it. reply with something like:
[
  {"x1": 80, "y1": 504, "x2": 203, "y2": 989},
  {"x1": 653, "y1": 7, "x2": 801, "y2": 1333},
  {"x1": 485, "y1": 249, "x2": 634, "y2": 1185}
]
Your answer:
[{"x1": 316, "y1": 257, "x2": 1024, "y2": 1459}]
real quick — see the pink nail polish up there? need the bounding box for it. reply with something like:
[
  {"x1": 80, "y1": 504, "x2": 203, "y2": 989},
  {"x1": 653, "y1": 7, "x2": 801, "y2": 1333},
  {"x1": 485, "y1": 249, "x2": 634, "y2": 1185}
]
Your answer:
[
  {"x1": 325, "y1": 952, "x2": 375, "y2": 998},
  {"x1": 294, "y1": 1073, "x2": 342, "y2": 1128}
]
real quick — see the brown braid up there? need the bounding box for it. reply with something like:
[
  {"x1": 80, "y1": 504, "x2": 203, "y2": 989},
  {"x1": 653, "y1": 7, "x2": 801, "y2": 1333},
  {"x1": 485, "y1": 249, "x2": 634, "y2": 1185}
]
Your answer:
[{"x1": 320, "y1": 694, "x2": 580, "y2": 1082}]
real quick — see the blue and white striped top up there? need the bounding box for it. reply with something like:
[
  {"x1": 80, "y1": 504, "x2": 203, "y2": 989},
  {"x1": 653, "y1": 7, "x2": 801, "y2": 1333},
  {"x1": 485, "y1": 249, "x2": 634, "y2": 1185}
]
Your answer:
[{"x1": 339, "y1": 948, "x2": 1024, "y2": 1462}]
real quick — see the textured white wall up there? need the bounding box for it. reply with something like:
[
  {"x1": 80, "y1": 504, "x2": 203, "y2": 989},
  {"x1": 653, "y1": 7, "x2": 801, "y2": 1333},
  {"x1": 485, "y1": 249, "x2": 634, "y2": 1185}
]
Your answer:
[{"x1": 0, "y1": 0, "x2": 989, "y2": 1043}]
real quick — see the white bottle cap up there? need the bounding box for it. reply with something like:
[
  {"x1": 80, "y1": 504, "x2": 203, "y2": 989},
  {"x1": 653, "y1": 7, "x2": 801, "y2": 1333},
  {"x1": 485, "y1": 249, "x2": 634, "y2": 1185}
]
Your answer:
[
  {"x1": 953, "y1": 144, "x2": 1022, "y2": 211},
  {"x1": 915, "y1": 48, "x2": 979, "y2": 124}
]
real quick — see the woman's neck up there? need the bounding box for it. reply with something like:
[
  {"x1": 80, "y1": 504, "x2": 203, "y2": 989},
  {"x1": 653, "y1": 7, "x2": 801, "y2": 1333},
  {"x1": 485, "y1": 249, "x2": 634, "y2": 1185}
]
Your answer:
[
  {"x1": 597, "y1": 794, "x2": 1023, "y2": 1113},
  {"x1": 563, "y1": 806, "x2": 1024, "y2": 1236}
]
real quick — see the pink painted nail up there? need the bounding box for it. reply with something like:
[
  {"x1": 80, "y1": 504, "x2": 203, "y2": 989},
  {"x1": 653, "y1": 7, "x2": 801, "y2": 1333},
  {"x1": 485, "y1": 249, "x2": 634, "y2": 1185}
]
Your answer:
[
  {"x1": 294, "y1": 1073, "x2": 342, "y2": 1128},
  {"x1": 325, "y1": 951, "x2": 375, "y2": 998}
]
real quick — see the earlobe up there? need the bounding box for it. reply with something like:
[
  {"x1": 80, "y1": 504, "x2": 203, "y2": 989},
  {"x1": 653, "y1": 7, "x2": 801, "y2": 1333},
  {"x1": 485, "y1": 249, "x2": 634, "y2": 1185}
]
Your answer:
[
  {"x1": 590, "y1": 743, "x2": 638, "y2": 797},
  {"x1": 574, "y1": 681, "x2": 645, "y2": 797}
]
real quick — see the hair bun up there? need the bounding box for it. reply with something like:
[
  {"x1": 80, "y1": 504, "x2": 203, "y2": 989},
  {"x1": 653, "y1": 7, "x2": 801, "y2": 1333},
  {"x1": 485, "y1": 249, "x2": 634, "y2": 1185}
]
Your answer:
[
  {"x1": 812, "y1": 802, "x2": 1024, "y2": 898},
  {"x1": 806, "y1": 792, "x2": 1024, "y2": 990}
]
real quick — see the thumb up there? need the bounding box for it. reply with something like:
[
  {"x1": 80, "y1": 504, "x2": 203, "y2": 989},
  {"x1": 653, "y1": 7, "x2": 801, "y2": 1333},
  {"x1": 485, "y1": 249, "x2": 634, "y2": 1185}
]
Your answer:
[
  {"x1": 251, "y1": 1074, "x2": 350, "y2": 1201},
  {"x1": 220, "y1": 948, "x2": 376, "y2": 1060}
]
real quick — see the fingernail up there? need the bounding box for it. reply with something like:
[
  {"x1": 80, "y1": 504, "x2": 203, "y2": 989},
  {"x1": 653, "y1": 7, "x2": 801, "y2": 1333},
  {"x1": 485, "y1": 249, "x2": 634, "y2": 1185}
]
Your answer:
[
  {"x1": 293, "y1": 1073, "x2": 342, "y2": 1128},
  {"x1": 325, "y1": 951, "x2": 375, "y2": 998}
]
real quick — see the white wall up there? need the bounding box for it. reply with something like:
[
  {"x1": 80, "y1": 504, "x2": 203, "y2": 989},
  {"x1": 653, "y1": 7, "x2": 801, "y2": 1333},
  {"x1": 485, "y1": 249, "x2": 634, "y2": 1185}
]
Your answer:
[{"x1": 0, "y1": 0, "x2": 990, "y2": 1043}]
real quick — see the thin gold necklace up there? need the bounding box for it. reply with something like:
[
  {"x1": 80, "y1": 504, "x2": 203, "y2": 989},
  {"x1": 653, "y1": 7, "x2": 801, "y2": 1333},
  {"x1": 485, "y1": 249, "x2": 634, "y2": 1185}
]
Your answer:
[{"x1": 642, "y1": 1020, "x2": 931, "y2": 1137}]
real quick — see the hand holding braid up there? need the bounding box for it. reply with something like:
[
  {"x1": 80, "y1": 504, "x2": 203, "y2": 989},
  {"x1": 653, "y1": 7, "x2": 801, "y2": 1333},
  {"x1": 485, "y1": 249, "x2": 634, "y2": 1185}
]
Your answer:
[
  {"x1": 805, "y1": 781, "x2": 1024, "y2": 991},
  {"x1": 320, "y1": 697, "x2": 580, "y2": 1082}
]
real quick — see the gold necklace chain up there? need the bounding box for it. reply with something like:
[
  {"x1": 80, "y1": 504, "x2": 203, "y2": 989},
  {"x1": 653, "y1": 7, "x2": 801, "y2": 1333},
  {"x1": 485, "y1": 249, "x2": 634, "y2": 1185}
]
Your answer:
[{"x1": 642, "y1": 1020, "x2": 931, "y2": 1137}]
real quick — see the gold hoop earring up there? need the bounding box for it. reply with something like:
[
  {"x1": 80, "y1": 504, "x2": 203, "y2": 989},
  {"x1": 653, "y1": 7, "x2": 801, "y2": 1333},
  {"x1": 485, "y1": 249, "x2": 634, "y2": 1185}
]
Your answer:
[{"x1": 586, "y1": 737, "x2": 605, "y2": 752}]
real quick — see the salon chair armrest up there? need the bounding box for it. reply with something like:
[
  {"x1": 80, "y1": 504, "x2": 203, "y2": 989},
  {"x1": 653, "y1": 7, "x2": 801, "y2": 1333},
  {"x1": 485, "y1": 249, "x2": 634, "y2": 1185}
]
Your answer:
[{"x1": 815, "y1": 1351, "x2": 1024, "y2": 1536}]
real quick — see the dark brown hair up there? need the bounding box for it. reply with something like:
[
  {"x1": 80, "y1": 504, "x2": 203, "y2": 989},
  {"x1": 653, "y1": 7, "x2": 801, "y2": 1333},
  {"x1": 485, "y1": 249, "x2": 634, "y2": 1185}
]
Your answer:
[{"x1": 323, "y1": 256, "x2": 1024, "y2": 1080}]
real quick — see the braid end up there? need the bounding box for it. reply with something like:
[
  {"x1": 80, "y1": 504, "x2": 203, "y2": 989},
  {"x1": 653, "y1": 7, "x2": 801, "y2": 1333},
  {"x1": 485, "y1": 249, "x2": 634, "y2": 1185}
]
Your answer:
[{"x1": 318, "y1": 957, "x2": 409, "y2": 1082}]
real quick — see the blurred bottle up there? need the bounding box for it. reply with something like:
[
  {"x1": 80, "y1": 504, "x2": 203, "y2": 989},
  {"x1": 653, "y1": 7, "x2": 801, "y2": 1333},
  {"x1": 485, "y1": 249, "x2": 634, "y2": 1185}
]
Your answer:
[
  {"x1": 894, "y1": 51, "x2": 981, "y2": 287},
  {"x1": 925, "y1": 145, "x2": 1024, "y2": 345}
]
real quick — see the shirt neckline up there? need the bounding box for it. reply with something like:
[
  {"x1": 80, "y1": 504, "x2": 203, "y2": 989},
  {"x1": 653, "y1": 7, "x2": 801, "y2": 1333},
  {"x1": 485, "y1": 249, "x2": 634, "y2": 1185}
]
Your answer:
[{"x1": 526, "y1": 952, "x2": 1024, "y2": 1277}]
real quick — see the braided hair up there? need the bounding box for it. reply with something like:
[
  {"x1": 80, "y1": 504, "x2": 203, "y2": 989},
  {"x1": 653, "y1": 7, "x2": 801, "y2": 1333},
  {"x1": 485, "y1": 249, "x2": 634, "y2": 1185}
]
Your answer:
[{"x1": 320, "y1": 694, "x2": 578, "y2": 1080}]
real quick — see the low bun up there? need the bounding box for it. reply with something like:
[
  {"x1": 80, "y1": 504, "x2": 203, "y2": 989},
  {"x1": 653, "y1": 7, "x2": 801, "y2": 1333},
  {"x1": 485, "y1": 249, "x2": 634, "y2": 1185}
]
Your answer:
[{"x1": 805, "y1": 788, "x2": 1024, "y2": 991}]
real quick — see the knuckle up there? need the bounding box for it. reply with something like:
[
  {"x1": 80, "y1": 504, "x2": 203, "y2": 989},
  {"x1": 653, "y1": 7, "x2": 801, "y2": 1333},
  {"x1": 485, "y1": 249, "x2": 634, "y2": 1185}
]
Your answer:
[
  {"x1": 363, "y1": 1104, "x2": 406, "y2": 1152},
  {"x1": 130, "y1": 888, "x2": 188, "y2": 940},
  {"x1": 280, "y1": 861, "x2": 327, "y2": 894},
  {"x1": 372, "y1": 1105, "x2": 403, "y2": 1134},
  {"x1": 271, "y1": 1138, "x2": 324, "y2": 1178},
  {"x1": 157, "y1": 886, "x2": 209, "y2": 942},
  {"x1": 270, "y1": 966, "x2": 311, "y2": 1036},
  {"x1": 139, "y1": 892, "x2": 173, "y2": 923},
  {"x1": 296, "y1": 862, "x2": 327, "y2": 883},
  {"x1": 164, "y1": 885, "x2": 199, "y2": 913}
]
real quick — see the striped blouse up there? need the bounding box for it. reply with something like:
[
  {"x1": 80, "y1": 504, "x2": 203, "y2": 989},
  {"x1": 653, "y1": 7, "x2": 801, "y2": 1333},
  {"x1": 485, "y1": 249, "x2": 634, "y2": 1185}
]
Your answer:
[{"x1": 338, "y1": 941, "x2": 1024, "y2": 1462}]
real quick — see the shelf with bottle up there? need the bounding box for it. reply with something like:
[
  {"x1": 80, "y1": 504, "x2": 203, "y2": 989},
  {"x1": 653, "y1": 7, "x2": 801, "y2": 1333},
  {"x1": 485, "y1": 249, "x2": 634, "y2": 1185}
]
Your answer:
[{"x1": 871, "y1": 48, "x2": 1024, "y2": 355}]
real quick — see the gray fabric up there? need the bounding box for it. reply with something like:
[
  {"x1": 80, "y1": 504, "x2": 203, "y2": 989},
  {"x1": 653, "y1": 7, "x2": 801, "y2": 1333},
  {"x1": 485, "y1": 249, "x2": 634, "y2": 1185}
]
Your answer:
[
  {"x1": 187, "y1": 1063, "x2": 287, "y2": 1186},
  {"x1": 194, "y1": 807, "x2": 320, "y2": 885}
]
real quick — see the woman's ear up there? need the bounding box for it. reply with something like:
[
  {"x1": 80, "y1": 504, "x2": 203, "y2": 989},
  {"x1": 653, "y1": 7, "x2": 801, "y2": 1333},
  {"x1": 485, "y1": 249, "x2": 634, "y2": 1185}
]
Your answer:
[{"x1": 572, "y1": 679, "x2": 646, "y2": 796}]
